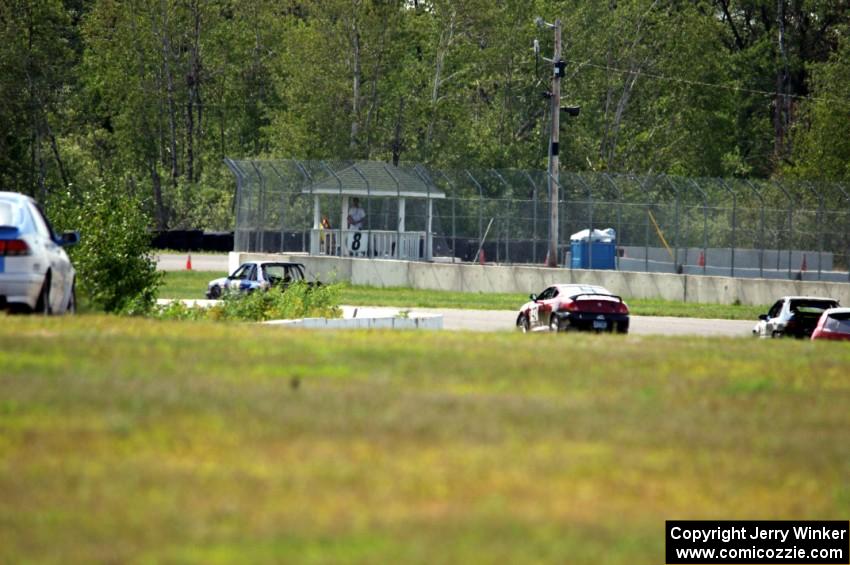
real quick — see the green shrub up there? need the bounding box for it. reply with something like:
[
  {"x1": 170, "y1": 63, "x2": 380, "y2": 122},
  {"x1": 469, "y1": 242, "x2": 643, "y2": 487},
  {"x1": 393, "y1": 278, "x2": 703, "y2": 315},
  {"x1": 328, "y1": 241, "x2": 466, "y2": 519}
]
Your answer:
[
  {"x1": 47, "y1": 184, "x2": 162, "y2": 313},
  {"x1": 153, "y1": 282, "x2": 341, "y2": 322}
]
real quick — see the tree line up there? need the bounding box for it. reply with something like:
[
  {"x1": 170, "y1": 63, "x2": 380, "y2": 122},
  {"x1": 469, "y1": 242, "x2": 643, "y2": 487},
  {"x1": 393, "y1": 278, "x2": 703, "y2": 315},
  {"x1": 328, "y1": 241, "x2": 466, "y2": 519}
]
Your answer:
[{"x1": 2, "y1": 0, "x2": 849, "y2": 231}]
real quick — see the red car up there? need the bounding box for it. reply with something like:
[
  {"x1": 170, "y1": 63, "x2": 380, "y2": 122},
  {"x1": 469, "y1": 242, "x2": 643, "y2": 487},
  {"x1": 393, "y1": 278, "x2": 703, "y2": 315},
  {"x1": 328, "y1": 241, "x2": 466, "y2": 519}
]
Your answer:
[
  {"x1": 516, "y1": 284, "x2": 629, "y2": 333},
  {"x1": 811, "y1": 308, "x2": 850, "y2": 341}
]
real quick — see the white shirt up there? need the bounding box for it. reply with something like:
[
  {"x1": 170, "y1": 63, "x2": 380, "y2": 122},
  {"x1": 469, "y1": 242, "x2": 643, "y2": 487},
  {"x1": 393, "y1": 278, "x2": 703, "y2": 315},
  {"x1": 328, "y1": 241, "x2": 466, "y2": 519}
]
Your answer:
[{"x1": 348, "y1": 206, "x2": 366, "y2": 230}]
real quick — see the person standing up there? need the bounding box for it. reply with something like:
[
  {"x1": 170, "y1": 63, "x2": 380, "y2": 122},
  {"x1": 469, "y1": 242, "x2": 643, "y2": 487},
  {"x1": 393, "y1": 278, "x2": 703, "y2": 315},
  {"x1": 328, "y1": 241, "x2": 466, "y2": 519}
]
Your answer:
[{"x1": 347, "y1": 198, "x2": 366, "y2": 230}]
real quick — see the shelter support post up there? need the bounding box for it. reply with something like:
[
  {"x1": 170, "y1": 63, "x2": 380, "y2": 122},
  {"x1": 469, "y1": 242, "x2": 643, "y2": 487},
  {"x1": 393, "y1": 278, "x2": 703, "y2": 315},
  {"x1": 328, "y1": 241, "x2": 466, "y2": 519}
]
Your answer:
[
  {"x1": 426, "y1": 199, "x2": 433, "y2": 261},
  {"x1": 341, "y1": 196, "x2": 350, "y2": 234}
]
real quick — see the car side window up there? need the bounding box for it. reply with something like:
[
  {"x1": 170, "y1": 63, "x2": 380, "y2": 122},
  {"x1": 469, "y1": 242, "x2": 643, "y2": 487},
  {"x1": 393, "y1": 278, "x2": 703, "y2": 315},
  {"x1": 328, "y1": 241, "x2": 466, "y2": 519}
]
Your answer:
[
  {"x1": 264, "y1": 265, "x2": 282, "y2": 281},
  {"x1": 248, "y1": 265, "x2": 258, "y2": 281},
  {"x1": 538, "y1": 287, "x2": 554, "y2": 300}
]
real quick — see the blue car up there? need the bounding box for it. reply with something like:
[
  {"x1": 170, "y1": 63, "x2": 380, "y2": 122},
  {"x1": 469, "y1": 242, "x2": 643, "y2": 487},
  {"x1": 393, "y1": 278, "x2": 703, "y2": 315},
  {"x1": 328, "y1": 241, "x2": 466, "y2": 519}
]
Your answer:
[{"x1": 206, "y1": 261, "x2": 307, "y2": 299}]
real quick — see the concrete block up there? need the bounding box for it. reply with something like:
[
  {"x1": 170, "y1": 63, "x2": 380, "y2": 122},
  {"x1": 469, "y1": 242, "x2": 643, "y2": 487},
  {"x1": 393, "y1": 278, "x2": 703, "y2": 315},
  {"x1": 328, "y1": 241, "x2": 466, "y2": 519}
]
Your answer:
[
  {"x1": 685, "y1": 275, "x2": 737, "y2": 304},
  {"x1": 351, "y1": 258, "x2": 409, "y2": 287},
  {"x1": 511, "y1": 266, "x2": 556, "y2": 294},
  {"x1": 409, "y1": 261, "x2": 462, "y2": 292},
  {"x1": 458, "y1": 264, "x2": 514, "y2": 293},
  {"x1": 265, "y1": 314, "x2": 443, "y2": 330}
]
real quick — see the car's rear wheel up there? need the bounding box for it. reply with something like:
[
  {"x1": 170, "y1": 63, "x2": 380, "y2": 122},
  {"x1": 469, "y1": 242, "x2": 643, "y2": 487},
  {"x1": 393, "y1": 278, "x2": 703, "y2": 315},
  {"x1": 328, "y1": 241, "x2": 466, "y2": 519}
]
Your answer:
[
  {"x1": 517, "y1": 315, "x2": 530, "y2": 333},
  {"x1": 34, "y1": 274, "x2": 51, "y2": 316},
  {"x1": 549, "y1": 316, "x2": 562, "y2": 333}
]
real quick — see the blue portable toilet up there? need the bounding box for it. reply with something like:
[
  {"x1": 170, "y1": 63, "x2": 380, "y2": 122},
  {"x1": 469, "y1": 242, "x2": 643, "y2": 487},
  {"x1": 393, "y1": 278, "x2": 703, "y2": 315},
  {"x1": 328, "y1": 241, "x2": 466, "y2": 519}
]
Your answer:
[{"x1": 570, "y1": 228, "x2": 616, "y2": 270}]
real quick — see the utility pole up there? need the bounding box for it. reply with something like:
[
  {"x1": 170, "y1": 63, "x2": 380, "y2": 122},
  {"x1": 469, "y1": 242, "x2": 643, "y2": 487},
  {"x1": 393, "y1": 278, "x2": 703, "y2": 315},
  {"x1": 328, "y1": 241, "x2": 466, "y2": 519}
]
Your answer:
[
  {"x1": 548, "y1": 20, "x2": 562, "y2": 267},
  {"x1": 536, "y1": 17, "x2": 564, "y2": 267}
]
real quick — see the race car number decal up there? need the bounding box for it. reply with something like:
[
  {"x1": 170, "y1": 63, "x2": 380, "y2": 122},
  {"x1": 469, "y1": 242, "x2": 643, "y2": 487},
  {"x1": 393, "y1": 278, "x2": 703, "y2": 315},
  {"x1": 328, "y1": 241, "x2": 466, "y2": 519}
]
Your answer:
[{"x1": 529, "y1": 305, "x2": 539, "y2": 324}]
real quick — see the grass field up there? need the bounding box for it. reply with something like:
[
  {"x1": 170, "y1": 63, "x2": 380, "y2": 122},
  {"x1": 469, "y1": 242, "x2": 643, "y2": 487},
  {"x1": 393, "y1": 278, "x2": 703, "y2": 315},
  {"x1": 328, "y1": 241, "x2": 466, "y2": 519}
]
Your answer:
[
  {"x1": 1, "y1": 316, "x2": 848, "y2": 563},
  {"x1": 160, "y1": 270, "x2": 767, "y2": 320}
]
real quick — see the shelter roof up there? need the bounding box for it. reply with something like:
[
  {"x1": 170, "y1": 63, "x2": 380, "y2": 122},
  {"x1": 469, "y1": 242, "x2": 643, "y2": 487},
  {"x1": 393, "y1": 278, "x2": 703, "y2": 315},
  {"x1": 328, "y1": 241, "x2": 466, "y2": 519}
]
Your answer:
[{"x1": 302, "y1": 161, "x2": 445, "y2": 198}]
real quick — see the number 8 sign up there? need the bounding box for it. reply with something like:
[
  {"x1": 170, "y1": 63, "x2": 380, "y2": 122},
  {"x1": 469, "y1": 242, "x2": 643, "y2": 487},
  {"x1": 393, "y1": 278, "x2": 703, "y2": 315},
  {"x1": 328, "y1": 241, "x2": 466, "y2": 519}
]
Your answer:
[{"x1": 346, "y1": 232, "x2": 369, "y2": 256}]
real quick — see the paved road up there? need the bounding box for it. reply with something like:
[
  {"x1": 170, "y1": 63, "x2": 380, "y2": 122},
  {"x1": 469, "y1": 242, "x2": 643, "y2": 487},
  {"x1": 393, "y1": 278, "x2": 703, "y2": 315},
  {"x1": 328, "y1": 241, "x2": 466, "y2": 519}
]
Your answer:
[{"x1": 414, "y1": 308, "x2": 754, "y2": 337}]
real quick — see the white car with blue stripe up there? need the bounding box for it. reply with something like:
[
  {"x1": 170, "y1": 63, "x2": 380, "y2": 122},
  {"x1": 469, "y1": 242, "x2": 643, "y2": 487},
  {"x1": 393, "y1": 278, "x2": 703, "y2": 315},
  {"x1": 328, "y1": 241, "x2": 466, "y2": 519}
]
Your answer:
[{"x1": 0, "y1": 192, "x2": 79, "y2": 314}]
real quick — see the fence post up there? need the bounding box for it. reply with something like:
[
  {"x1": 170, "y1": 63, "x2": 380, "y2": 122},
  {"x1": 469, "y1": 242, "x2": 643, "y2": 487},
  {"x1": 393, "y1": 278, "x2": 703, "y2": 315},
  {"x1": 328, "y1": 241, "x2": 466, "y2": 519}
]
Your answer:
[
  {"x1": 635, "y1": 174, "x2": 656, "y2": 273},
  {"x1": 384, "y1": 164, "x2": 402, "y2": 259},
  {"x1": 452, "y1": 196, "x2": 456, "y2": 263},
  {"x1": 688, "y1": 179, "x2": 709, "y2": 275},
  {"x1": 268, "y1": 163, "x2": 288, "y2": 253},
  {"x1": 249, "y1": 161, "x2": 266, "y2": 252},
  {"x1": 645, "y1": 203, "x2": 651, "y2": 272},
  {"x1": 320, "y1": 162, "x2": 344, "y2": 257},
  {"x1": 718, "y1": 179, "x2": 737, "y2": 277},
  {"x1": 602, "y1": 173, "x2": 623, "y2": 270},
  {"x1": 662, "y1": 176, "x2": 682, "y2": 271},
  {"x1": 466, "y1": 170, "x2": 485, "y2": 260},
  {"x1": 224, "y1": 158, "x2": 248, "y2": 252},
  {"x1": 414, "y1": 165, "x2": 434, "y2": 261},
  {"x1": 836, "y1": 183, "x2": 850, "y2": 281},
  {"x1": 523, "y1": 171, "x2": 539, "y2": 264},
  {"x1": 772, "y1": 180, "x2": 795, "y2": 279},
  {"x1": 745, "y1": 180, "x2": 766, "y2": 278},
  {"x1": 491, "y1": 170, "x2": 512, "y2": 263},
  {"x1": 434, "y1": 170, "x2": 458, "y2": 263},
  {"x1": 802, "y1": 181, "x2": 825, "y2": 281},
  {"x1": 575, "y1": 174, "x2": 594, "y2": 269},
  {"x1": 294, "y1": 161, "x2": 314, "y2": 254}
]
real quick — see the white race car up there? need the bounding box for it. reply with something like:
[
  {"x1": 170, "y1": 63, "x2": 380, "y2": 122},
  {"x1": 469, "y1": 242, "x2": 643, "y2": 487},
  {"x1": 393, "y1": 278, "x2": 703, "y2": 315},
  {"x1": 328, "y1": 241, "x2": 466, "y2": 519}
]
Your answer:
[{"x1": 206, "y1": 261, "x2": 308, "y2": 299}]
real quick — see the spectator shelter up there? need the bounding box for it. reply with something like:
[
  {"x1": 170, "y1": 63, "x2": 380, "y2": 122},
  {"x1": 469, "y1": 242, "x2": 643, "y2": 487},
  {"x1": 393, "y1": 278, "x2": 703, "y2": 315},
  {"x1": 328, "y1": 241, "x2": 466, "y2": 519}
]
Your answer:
[{"x1": 303, "y1": 162, "x2": 445, "y2": 261}]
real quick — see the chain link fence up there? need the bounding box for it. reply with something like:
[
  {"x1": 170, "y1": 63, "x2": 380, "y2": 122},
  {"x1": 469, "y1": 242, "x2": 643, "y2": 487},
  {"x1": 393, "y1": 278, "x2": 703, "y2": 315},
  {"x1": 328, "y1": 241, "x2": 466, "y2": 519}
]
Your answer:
[{"x1": 226, "y1": 159, "x2": 850, "y2": 282}]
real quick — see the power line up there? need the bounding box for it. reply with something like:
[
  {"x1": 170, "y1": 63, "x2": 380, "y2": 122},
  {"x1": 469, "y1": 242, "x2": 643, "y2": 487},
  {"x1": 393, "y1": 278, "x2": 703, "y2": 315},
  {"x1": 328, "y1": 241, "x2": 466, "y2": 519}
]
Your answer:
[{"x1": 567, "y1": 58, "x2": 850, "y2": 107}]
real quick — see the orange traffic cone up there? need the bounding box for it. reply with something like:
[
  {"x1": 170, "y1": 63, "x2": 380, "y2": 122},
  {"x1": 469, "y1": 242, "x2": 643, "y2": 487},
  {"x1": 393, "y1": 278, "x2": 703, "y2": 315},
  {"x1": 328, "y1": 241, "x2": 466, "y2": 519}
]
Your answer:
[
  {"x1": 800, "y1": 254, "x2": 807, "y2": 272},
  {"x1": 698, "y1": 250, "x2": 705, "y2": 267},
  {"x1": 186, "y1": 253, "x2": 193, "y2": 270}
]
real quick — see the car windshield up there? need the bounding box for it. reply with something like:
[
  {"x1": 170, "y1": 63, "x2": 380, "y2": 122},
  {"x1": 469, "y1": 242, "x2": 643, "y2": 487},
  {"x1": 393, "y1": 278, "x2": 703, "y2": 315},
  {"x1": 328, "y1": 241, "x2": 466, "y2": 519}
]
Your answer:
[
  {"x1": 229, "y1": 264, "x2": 253, "y2": 280},
  {"x1": 824, "y1": 312, "x2": 850, "y2": 333},
  {"x1": 790, "y1": 300, "x2": 838, "y2": 315}
]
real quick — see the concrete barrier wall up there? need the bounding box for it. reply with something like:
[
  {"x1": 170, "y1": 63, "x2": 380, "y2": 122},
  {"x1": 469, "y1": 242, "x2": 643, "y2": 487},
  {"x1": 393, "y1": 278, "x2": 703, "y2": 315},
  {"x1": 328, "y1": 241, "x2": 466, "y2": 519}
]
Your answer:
[
  {"x1": 231, "y1": 252, "x2": 850, "y2": 306},
  {"x1": 622, "y1": 245, "x2": 834, "y2": 270}
]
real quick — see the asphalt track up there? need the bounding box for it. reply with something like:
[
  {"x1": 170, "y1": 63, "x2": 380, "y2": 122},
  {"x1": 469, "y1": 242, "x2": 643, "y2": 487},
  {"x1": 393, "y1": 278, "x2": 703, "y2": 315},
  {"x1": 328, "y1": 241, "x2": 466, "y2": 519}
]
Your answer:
[
  {"x1": 419, "y1": 308, "x2": 754, "y2": 336},
  {"x1": 155, "y1": 254, "x2": 755, "y2": 337}
]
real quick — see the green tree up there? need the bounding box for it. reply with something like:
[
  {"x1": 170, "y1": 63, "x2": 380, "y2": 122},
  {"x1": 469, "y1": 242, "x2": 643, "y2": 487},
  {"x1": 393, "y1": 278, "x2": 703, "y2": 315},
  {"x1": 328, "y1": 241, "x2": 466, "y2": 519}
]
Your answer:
[
  {"x1": 0, "y1": 0, "x2": 77, "y2": 197},
  {"x1": 789, "y1": 29, "x2": 850, "y2": 183}
]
